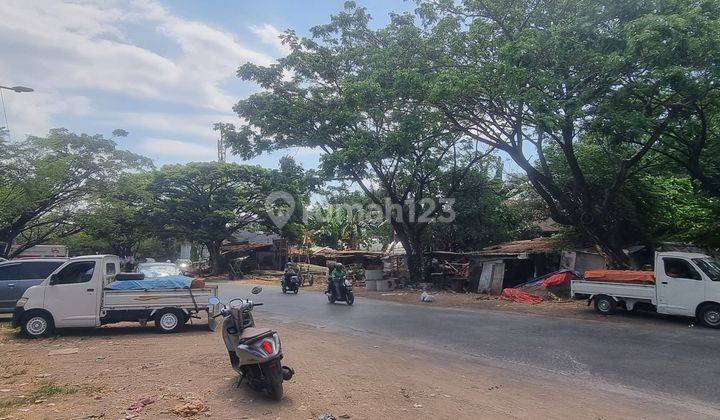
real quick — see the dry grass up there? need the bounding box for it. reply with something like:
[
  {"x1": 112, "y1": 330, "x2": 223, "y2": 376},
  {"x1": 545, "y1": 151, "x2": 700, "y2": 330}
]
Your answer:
[{"x1": 0, "y1": 382, "x2": 76, "y2": 414}]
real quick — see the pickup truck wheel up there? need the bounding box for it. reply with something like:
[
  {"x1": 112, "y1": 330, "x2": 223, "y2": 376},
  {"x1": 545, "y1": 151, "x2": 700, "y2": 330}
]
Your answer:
[
  {"x1": 698, "y1": 304, "x2": 720, "y2": 329},
  {"x1": 155, "y1": 309, "x2": 183, "y2": 333},
  {"x1": 22, "y1": 313, "x2": 53, "y2": 338},
  {"x1": 594, "y1": 295, "x2": 616, "y2": 315}
]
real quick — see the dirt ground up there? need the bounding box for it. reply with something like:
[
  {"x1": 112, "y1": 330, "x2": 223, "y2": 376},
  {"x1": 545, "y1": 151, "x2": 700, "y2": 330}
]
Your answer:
[{"x1": 1, "y1": 311, "x2": 715, "y2": 420}]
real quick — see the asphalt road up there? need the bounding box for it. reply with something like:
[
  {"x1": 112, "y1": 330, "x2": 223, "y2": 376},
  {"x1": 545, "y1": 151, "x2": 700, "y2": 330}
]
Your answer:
[{"x1": 219, "y1": 282, "x2": 720, "y2": 407}]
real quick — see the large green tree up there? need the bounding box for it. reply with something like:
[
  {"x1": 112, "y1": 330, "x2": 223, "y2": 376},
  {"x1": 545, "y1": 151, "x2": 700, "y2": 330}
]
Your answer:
[
  {"x1": 413, "y1": 0, "x2": 719, "y2": 267},
  {"x1": 617, "y1": 1, "x2": 720, "y2": 199},
  {"x1": 80, "y1": 172, "x2": 157, "y2": 259},
  {"x1": 150, "y1": 160, "x2": 310, "y2": 274},
  {"x1": 0, "y1": 128, "x2": 151, "y2": 258},
  {"x1": 220, "y1": 5, "x2": 495, "y2": 281}
]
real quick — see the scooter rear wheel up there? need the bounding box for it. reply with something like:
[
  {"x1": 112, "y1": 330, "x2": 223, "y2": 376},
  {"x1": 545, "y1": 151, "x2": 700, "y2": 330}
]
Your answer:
[
  {"x1": 267, "y1": 379, "x2": 283, "y2": 401},
  {"x1": 327, "y1": 294, "x2": 336, "y2": 304}
]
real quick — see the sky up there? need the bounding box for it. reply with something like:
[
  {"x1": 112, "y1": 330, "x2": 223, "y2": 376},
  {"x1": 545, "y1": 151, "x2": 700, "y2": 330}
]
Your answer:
[{"x1": 0, "y1": 0, "x2": 412, "y2": 170}]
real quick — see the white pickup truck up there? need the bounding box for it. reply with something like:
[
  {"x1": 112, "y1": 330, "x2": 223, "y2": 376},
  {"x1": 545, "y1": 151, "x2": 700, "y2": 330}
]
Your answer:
[
  {"x1": 12, "y1": 255, "x2": 219, "y2": 337},
  {"x1": 572, "y1": 251, "x2": 720, "y2": 328}
]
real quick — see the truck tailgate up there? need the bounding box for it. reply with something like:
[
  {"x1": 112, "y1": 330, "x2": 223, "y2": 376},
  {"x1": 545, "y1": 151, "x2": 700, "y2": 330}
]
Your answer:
[
  {"x1": 571, "y1": 280, "x2": 655, "y2": 300},
  {"x1": 102, "y1": 285, "x2": 218, "y2": 310}
]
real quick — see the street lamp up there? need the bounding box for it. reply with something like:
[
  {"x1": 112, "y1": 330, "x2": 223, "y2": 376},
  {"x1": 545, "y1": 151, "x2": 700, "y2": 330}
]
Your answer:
[
  {"x1": 0, "y1": 84, "x2": 34, "y2": 136},
  {"x1": 0, "y1": 85, "x2": 34, "y2": 93}
]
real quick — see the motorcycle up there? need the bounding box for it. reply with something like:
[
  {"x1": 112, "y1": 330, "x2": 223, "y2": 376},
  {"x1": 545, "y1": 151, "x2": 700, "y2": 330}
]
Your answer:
[
  {"x1": 209, "y1": 287, "x2": 294, "y2": 401},
  {"x1": 326, "y1": 275, "x2": 355, "y2": 305},
  {"x1": 281, "y1": 271, "x2": 300, "y2": 294}
]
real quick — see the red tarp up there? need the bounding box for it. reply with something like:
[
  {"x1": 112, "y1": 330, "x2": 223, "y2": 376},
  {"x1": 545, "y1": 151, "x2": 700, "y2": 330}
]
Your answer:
[
  {"x1": 543, "y1": 271, "x2": 574, "y2": 287},
  {"x1": 500, "y1": 288, "x2": 543, "y2": 305},
  {"x1": 583, "y1": 270, "x2": 655, "y2": 284}
]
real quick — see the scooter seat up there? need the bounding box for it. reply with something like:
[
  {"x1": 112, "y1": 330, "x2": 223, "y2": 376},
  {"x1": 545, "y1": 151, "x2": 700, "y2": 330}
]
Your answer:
[{"x1": 240, "y1": 327, "x2": 272, "y2": 341}]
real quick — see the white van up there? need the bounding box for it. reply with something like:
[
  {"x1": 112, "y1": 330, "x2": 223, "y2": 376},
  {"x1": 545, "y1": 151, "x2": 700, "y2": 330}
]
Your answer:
[{"x1": 13, "y1": 255, "x2": 218, "y2": 337}]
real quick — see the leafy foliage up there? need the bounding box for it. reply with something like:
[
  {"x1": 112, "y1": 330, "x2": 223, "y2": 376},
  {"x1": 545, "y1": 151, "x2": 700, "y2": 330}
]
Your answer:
[{"x1": 0, "y1": 129, "x2": 151, "y2": 258}]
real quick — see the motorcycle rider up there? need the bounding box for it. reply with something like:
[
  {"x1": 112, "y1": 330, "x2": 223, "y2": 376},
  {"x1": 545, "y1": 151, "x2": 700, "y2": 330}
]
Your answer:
[
  {"x1": 283, "y1": 261, "x2": 297, "y2": 282},
  {"x1": 327, "y1": 262, "x2": 344, "y2": 295},
  {"x1": 282, "y1": 261, "x2": 300, "y2": 291}
]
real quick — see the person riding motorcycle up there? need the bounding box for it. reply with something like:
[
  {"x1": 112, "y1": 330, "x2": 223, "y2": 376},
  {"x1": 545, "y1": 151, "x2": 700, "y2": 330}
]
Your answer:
[
  {"x1": 327, "y1": 263, "x2": 344, "y2": 293},
  {"x1": 326, "y1": 262, "x2": 354, "y2": 305},
  {"x1": 282, "y1": 262, "x2": 300, "y2": 292},
  {"x1": 283, "y1": 262, "x2": 298, "y2": 283}
]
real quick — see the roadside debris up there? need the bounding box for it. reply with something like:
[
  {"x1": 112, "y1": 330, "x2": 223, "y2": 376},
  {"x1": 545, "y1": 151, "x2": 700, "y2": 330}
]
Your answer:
[
  {"x1": 169, "y1": 398, "x2": 209, "y2": 417},
  {"x1": 420, "y1": 292, "x2": 435, "y2": 303},
  {"x1": 128, "y1": 397, "x2": 155, "y2": 412},
  {"x1": 318, "y1": 414, "x2": 337, "y2": 420}
]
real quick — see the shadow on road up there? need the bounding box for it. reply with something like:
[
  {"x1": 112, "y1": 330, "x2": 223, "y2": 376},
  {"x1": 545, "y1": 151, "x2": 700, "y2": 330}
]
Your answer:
[{"x1": 3, "y1": 320, "x2": 215, "y2": 340}]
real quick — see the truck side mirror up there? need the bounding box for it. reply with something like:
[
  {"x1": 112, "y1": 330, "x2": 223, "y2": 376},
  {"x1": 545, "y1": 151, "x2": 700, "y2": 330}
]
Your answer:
[{"x1": 48, "y1": 274, "x2": 59, "y2": 285}]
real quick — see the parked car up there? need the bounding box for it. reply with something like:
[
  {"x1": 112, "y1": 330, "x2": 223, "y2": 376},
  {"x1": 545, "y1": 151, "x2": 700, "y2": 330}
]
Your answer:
[
  {"x1": 137, "y1": 262, "x2": 183, "y2": 278},
  {"x1": 0, "y1": 258, "x2": 66, "y2": 312},
  {"x1": 13, "y1": 255, "x2": 218, "y2": 337}
]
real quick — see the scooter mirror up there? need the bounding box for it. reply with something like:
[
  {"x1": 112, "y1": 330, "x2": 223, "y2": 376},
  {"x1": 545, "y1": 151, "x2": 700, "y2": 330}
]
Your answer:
[
  {"x1": 208, "y1": 296, "x2": 220, "y2": 305},
  {"x1": 251, "y1": 286, "x2": 263, "y2": 295}
]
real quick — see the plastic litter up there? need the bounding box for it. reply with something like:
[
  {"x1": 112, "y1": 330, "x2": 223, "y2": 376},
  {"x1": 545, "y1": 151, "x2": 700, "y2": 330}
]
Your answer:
[{"x1": 420, "y1": 292, "x2": 435, "y2": 302}]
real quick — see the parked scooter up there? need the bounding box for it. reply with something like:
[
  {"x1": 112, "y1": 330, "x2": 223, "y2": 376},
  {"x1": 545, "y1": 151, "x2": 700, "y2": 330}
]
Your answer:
[
  {"x1": 325, "y1": 263, "x2": 354, "y2": 305},
  {"x1": 210, "y1": 287, "x2": 294, "y2": 400},
  {"x1": 281, "y1": 263, "x2": 300, "y2": 294}
]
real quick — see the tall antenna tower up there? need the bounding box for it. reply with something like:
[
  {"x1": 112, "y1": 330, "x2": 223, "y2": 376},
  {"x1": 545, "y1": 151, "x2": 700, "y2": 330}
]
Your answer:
[{"x1": 217, "y1": 132, "x2": 226, "y2": 162}]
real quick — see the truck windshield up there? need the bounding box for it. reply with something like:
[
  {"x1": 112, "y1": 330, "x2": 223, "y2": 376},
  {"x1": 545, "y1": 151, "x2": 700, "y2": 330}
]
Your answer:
[{"x1": 693, "y1": 258, "x2": 720, "y2": 282}]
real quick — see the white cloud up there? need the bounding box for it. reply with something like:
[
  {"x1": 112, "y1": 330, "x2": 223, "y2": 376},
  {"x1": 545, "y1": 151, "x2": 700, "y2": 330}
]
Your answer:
[
  {"x1": 139, "y1": 138, "x2": 217, "y2": 161},
  {"x1": 0, "y1": 91, "x2": 92, "y2": 139},
  {"x1": 0, "y1": 0, "x2": 276, "y2": 143},
  {"x1": 250, "y1": 23, "x2": 291, "y2": 55}
]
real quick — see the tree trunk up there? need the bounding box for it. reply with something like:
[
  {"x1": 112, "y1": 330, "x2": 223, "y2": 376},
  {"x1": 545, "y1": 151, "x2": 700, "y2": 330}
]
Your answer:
[
  {"x1": 206, "y1": 241, "x2": 225, "y2": 275},
  {"x1": 576, "y1": 223, "x2": 630, "y2": 269},
  {"x1": 395, "y1": 228, "x2": 425, "y2": 284}
]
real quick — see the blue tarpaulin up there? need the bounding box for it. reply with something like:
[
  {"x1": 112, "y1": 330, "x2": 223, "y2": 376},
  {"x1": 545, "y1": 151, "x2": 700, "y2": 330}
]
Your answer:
[{"x1": 105, "y1": 275, "x2": 193, "y2": 290}]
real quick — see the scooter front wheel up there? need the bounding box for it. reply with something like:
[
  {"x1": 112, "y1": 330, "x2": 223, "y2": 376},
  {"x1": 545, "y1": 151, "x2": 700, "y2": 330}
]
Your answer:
[
  {"x1": 346, "y1": 292, "x2": 354, "y2": 305},
  {"x1": 327, "y1": 294, "x2": 336, "y2": 304}
]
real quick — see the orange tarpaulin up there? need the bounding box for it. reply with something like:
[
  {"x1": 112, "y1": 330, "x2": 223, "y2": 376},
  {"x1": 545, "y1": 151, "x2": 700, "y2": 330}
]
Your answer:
[
  {"x1": 500, "y1": 288, "x2": 543, "y2": 304},
  {"x1": 543, "y1": 271, "x2": 575, "y2": 287},
  {"x1": 584, "y1": 270, "x2": 655, "y2": 284}
]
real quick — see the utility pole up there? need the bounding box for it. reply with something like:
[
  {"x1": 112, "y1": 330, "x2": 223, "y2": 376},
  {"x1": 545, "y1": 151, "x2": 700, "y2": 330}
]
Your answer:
[{"x1": 217, "y1": 132, "x2": 226, "y2": 162}]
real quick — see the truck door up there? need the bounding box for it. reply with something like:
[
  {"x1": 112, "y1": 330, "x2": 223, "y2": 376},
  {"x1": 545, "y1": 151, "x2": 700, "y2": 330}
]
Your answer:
[
  {"x1": 657, "y1": 257, "x2": 705, "y2": 316},
  {"x1": 44, "y1": 261, "x2": 99, "y2": 327}
]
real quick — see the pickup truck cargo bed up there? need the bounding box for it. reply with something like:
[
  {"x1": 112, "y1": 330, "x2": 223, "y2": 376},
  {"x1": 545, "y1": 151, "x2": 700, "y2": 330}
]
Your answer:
[
  {"x1": 572, "y1": 280, "x2": 656, "y2": 301},
  {"x1": 102, "y1": 285, "x2": 218, "y2": 310}
]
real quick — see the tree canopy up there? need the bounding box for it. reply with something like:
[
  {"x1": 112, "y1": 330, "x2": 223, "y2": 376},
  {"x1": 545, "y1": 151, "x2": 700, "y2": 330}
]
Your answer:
[{"x1": 0, "y1": 128, "x2": 151, "y2": 258}]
